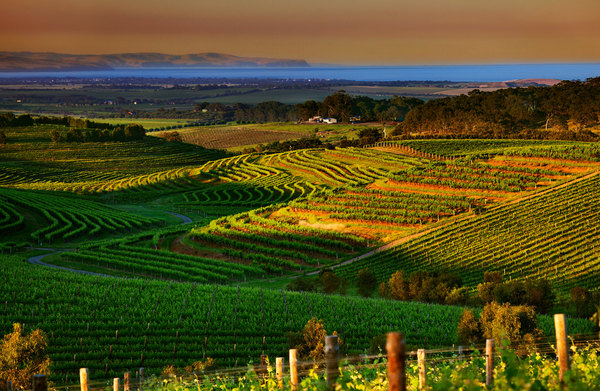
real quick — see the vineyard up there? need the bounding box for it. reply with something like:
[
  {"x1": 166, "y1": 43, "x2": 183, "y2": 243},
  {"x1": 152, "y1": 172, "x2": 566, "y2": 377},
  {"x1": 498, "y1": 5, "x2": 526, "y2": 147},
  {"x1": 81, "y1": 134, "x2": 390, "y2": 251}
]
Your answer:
[
  {"x1": 0, "y1": 187, "x2": 161, "y2": 245},
  {"x1": 368, "y1": 139, "x2": 585, "y2": 158},
  {"x1": 0, "y1": 254, "x2": 595, "y2": 384},
  {"x1": 2, "y1": 123, "x2": 600, "y2": 388},
  {"x1": 336, "y1": 170, "x2": 600, "y2": 295}
]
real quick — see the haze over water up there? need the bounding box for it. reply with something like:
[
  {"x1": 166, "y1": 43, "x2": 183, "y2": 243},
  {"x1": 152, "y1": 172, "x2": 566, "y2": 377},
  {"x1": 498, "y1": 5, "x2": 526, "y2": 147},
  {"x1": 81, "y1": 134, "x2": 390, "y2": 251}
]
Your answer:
[{"x1": 2, "y1": 63, "x2": 600, "y2": 82}]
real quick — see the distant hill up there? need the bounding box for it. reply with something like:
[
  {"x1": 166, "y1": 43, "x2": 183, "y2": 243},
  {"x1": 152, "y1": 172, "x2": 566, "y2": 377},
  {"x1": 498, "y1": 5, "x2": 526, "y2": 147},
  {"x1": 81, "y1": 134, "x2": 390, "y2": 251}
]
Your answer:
[{"x1": 0, "y1": 52, "x2": 310, "y2": 71}]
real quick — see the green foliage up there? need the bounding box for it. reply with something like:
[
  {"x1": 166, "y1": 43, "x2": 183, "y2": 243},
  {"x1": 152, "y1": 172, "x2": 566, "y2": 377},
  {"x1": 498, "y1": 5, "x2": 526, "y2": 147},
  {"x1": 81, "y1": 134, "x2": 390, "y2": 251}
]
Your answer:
[
  {"x1": 480, "y1": 302, "x2": 542, "y2": 349},
  {"x1": 144, "y1": 345, "x2": 600, "y2": 390},
  {"x1": 286, "y1": 276, "x2": 319, "y2": 292},
  {"x1": 0, "y1": 130, "x2": 6, "y2": 145},
  {"x1": 569, "y1": 286, "x2": 600, "y2": 318},
  {"x1": 337, "y1": 171, "x2": 600, "y2": 296},
  {"x1": 0, "y1": 324, "x2": 50, "y2": 390},
  {"x1": 379, "y1": 270, "x2": 463, "y2": 304},
  {"x1": 477, "y1": 275, "x2": 555, "y2": 314},
  {"x1": 357, "y1": 268, "x2": 377, "y2": 297},
  {"x1": 9, "y1": 253, "x2": 591, "y2": 384},
  {"x1": 399, "y1": 78, "x2": 600, "y2": 139},
  {"x1": 457, "y1": 309, "x2": 480, "y2": 345}
]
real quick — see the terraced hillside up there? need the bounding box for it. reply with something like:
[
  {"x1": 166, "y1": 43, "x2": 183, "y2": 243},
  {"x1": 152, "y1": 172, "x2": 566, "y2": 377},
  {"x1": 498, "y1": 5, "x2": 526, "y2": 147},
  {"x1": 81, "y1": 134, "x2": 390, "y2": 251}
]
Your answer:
[
  {"x1": 336, "y1": 170, "x2": 600, "y2": 295},
  {"x1": 0, "y1": 255, "x2": 594, "y2": 384},
  {"x1": 0, "y1": 187, "x2": 164, "y2": 246},
  {"x1": 32, "y1": 142, "x2": 600, "y2": 282},
  {"x1": 0, "y1": 124, "x2": 228, "y2": 194}
]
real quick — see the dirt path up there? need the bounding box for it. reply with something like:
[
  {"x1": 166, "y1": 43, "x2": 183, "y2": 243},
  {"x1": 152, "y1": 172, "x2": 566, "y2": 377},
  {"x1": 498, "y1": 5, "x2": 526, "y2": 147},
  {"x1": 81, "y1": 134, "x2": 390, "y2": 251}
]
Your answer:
[
  {"x1": 163, "y1": 211, "x2": 193, "y2": 224},
  {"x1": 312, "y1": 169, "x2": 600, "y2": 274},
  {"x1": 27, "y1": 249, "x2": 115, "y2": 277},
  {"x1": 24, "y1": 210, "x2": 192, "y2": 277}
]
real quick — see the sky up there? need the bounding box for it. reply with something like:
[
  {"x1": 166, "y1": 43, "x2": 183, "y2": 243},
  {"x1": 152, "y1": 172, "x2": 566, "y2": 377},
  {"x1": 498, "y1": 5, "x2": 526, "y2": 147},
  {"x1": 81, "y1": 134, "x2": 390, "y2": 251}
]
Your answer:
[{"x1": 2, "y1": 0, "x2": 600, "y2": 65}]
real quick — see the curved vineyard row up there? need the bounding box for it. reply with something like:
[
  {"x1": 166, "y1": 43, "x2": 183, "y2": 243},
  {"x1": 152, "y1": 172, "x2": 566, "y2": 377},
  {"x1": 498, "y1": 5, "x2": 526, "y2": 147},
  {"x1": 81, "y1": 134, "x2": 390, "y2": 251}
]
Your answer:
[
  {"x1": 368, "y1": 139, "x2": 584, "y2": 158},
  {"x1": 0, "y1": 254, "x2": 593, "y2": 384},
  {"x1": 180, "y1": 179, "x2": 317, "y2": 208},
  {"x1": 0, "y1": 187, "x2": 160, "y2": 244},
  {"x1": 336, "y1": 172, "x2": 600, "y2": 295}
]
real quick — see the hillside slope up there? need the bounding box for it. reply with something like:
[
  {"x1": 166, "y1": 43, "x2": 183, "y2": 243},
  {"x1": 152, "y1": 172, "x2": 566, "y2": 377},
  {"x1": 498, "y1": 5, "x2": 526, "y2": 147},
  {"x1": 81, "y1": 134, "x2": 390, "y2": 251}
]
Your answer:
[{"x1": 336, "y1": 170, "x2": 600, "y2": 295}]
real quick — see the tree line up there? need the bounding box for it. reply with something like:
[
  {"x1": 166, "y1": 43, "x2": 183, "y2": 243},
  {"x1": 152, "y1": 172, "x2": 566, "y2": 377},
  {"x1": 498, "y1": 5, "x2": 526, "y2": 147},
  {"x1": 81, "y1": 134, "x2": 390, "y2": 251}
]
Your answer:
[
  {"x1": 394, "y1": 77, "x2": 600, "y2": 140},
  {"x1": 0, "y1": 112, "x2": 146, "y2": 142}
]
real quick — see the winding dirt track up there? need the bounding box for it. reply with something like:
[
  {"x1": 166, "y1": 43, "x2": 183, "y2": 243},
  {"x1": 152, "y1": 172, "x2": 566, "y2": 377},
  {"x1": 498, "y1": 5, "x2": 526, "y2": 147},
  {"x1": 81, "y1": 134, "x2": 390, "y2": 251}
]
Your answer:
[{"x1": 25, "y1": 210, "x2": 193, "y2": 276}]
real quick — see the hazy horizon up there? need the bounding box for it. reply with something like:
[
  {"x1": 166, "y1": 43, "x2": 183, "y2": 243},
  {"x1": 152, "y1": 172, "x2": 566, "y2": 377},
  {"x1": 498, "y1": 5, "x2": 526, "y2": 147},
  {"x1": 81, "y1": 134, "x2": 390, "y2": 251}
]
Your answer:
[{"x1": 2, "y1": 0, "x2": 600, "y2": 65}]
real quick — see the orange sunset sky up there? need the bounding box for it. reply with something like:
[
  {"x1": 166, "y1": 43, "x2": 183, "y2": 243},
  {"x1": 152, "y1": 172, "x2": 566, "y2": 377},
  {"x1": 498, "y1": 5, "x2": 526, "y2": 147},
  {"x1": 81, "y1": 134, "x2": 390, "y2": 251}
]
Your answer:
[{"x1": 2, "y1": 0, "x2": 600, "y2": 64}]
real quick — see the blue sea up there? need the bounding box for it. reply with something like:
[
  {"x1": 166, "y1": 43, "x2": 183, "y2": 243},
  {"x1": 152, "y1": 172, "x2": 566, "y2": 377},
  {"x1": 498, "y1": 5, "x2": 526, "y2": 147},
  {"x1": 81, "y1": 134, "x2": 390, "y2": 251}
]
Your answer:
[{"x1": 1, "y1": 63, "x2": 600, "y2": 82}]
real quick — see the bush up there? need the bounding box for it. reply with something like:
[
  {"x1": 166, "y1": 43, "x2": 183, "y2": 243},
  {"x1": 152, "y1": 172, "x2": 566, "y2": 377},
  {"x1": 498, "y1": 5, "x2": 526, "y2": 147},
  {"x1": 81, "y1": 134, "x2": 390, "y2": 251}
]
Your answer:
[
  {"x1": 387, "y1": 271, "x2": 409, "y2": 301},
  {"x1": 479, "y1": 302, "x2": 542, "y2": 351},
  {"x1": 320, "y1": 270, "x2": 346, "y2": 294},
  {"x1": 457, "y1": 309, "x2": 480, "y2": 345},
  {"x1": 477, "y1": 274, "x2": 555, "y2": 314},
  {"x1": 160, "y1": 131, "x2": 183, "y2": 143},
  {"x1": 288, "y1": 318, "x2": 343, "y2": 362},
  {"x1": 286, "y1": 276, "x2": 319, "y2": 292},
  {"x1": 357, "y1": 268, "x2": 377, "y2": 297},
  {"x1": 0, "y1": 324, "x2": 50, "y2": 390}
]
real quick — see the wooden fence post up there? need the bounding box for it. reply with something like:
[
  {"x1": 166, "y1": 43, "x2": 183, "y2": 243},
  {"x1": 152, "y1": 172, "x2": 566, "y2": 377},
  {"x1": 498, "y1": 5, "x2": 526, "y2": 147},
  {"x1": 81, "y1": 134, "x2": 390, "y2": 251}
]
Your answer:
[
  {"x1": 386, "y1": 332, "x2": 406, "y2": 391},
  {"x1": 80, "y1": 368, "x2": 89, "y2": 391},
  {"x1": 486, "y1": 339, "x2": 494, "y2": 387},
  {"x1": 325, "y1": 335, "x2": 340, "y2": 390},
  {"x1": 139, "y1": 367, "x2": 145, "y2": 391},
  {"x1": 276, "y1": 357, "x2": 284, "y2": 387},
  {"x1": 124, "y1": 372, "x2": 130, "y2": 391},
  {"x1": 7, "y1": 380, "x2": 13, "y2": 391},
  {"x1": 32, "y1": 375, "x2": 47, "y2": 391},
  {"x1": 113, "y1": 378, "x2": 120, "y2": 391},
  {"x1": 554, "y1": 313, "x2": 570, "y2": 383},
  {"x1": 260, "y1": 354, "x2": 268, "y2": 380},
  {"x1": 458, "y1": 346, "x2": 463, "y2": 361},
  {"x1": 417, "y1": 349, "x2": 426, "y2": 390},
  {"x1": 289, "y1": 349, "x2": 298, "y2": 391}
]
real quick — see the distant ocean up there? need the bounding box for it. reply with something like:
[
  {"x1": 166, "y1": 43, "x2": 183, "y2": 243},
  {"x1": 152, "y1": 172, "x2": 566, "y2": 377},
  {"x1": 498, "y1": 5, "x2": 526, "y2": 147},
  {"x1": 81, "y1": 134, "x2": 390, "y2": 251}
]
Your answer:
[{"x1": 1, "y1": 63, "x2": 600, "y2": 82}]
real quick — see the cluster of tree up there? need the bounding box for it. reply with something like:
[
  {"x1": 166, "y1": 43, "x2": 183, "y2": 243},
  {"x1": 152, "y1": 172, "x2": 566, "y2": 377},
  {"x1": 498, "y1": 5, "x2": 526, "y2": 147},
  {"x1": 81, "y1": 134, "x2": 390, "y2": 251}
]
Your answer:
[
  {"x1": 232, "y1": 101, "x2": 297, "y2": 123},
  {"x1": 158, "y1": 131, "x2": 183, "y2": 143},
  {"x1": 0, "y1": 324, "x2": 50, "y2": 390},
  {"x1": 372, "y1": 269, "x2": 558, "y2": 313},
  {"x1": 476, "y1": 272, "x2": 555, "y2": 314},
  {"x1": 395, "y1": 78, "x2": 600, "y2": 140},
  {"x1": 296, "y1": 92, "x2": 423, "y2": 123},
  {"x1": 286, "y1": 317, "x2": 343, "y2": 361},
  {"x1": 567, "y1": 286, "x2": 600, "y2": 319},
  {"x1": 0, "y1": 112, "x2": 35, "y2": 127},
  {"x1": 50, "y1": 124, "x2": 146, "y2": 142},
  {"x1": 286, "y1": 269, "x2": 347, "y2": 294},
  {"x1": 263, "y1": 135, "x2": 332, "y2": 153},
  {"x1": 377, "y1": 270, "x2": 466, "y2": 305},
  {"x1": 0, "y1": 112, "x2": 141, "y2": 131},
  {"x1": 338, "y1": 128, "x2": 385, "y2": 148},
  {"x1": 458, "y1": 302, "x2": 542, "y2": 351}
]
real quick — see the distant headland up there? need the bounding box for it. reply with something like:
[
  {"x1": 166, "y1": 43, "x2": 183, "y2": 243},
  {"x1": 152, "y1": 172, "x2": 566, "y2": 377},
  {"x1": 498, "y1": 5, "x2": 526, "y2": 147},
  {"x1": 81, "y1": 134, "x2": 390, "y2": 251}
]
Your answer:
[{"x1": 0, "y1": 52, "x2": 310, "y2": 71}]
